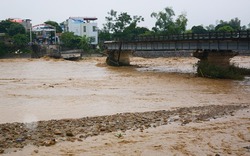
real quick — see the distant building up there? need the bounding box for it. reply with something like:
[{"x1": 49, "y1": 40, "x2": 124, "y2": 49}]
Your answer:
[
  {"x1": 32, "y1": 24, "x2": 58, "y2": 44},
  {"x1": 9, "y1": 18, "x2": 32, "y2": 32},
  {"x1": 64, "y1": 17, "x2": 98, "y2": 46}
]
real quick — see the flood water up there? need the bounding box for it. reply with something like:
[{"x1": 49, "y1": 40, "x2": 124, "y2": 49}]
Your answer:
[{"x1": 0, "y1": 56, "x2": 249, "y2": 124}]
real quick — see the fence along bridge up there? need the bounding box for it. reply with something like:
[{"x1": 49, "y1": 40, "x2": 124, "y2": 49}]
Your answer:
[{"x1": 104, "y1": 30, "x2": 250, "y2": 66}]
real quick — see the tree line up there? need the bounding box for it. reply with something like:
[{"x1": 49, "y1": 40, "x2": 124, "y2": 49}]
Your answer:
[
  {"x1": 99, "y1": 7, "x2": 250, "y2": 42},
  {"x1": 0, "y1": 6, "x2": 250, "y2": 56},
  {"x1": 0, "y1": 20, "x2": 65, "y2": 56},
  {"x1": 0, "y1": 20, "x2": 30, "y2": 56},
  {"x1": 0, "y1": 19, "x2": 93, "y2": 56}
]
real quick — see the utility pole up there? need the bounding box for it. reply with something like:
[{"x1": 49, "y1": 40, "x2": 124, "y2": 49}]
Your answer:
[
  {"x1": 55, "y1": 29, "x2": 56, "y2": 44},
  {"x1": 30, "y1": 27, "x2": 32, "y2": 43}
]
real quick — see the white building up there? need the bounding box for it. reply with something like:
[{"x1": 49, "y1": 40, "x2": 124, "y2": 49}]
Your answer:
[
  {"x1": 64, "y1": 17, "x2": 98, "y2": 45},
  {"x1": 32, "y1": 24, "x2": 57, "y2": 44}
]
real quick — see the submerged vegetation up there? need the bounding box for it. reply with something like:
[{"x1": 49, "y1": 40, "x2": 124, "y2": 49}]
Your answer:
[{"x1": 197, "y1": 61, "x2": 250, "y2": 80}]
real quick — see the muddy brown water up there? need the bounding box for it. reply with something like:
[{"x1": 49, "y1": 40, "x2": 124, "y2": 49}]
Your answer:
[{"x1": 0, "y1": 56, "x2": 249, "y2": 124}]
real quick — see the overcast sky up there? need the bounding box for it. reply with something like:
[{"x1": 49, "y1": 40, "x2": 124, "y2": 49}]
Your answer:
[{"x1": 1, "y1": 0, "x2": 250, "y2": 29}]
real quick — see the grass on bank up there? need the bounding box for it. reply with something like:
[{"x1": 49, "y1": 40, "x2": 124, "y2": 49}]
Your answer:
[{"x1": 197, "y1": 61, "x2": 250, "y2": 80}]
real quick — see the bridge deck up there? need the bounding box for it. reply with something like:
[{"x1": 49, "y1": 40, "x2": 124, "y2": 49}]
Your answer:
[{"x1": 104, "y1": 31, "x2": 250, "y2": 51}]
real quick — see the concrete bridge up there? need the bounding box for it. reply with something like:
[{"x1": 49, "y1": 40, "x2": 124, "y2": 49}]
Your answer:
[{"x1": 104, "y1": 30, "x2": 250, "y2": 67}]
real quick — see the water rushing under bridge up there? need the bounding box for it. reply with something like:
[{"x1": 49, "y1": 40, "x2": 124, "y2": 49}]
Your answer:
[
  {"x1": 104, "y1": 31, "x2": 250, "y2": 66},
  {"x1": 104, "y1": 30, "x2": 250, "y2": 51}
]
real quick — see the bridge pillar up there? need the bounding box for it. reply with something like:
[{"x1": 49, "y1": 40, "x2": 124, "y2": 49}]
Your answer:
[
  {"x1": 105, "y1": 50, "x2": 132, "y2": 66},
  {"x1": 193, "y1": 50, "x2": 238, "y2": 67}
]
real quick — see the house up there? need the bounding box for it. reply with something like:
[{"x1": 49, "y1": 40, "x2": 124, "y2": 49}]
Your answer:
[
  {"x1": 32, "y1": 24, "x2": 58, "y2": 44},
  {"x1": 9, "y1": 18, "x2": 32, "y2": 32},
  {"x1": 64, "y1": 17, "x2": 98, "y2": 46}
]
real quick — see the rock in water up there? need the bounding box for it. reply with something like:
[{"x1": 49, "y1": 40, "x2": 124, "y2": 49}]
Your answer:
[
  {"x1": 0, "y1": 149, "x2": 4, "y2": 154},
  {"x1": 66, "y1": 131, "x2": 74, "y2": 137},
  {"x1": 54, "y1": 130, "x2": 62, "y2": 135}
]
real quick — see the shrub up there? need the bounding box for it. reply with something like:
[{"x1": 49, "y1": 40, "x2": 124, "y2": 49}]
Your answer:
[{"x1": 197, "y1": 61, "x2": 250, "y2": 80}]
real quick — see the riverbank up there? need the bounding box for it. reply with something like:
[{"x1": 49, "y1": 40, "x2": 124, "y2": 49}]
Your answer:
[{"x1": 1, "y1": 104, "x2": 250, "y2": 155}]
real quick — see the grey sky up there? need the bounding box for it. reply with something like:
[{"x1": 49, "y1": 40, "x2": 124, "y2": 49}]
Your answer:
[{"x1": 1, "y1": 0, "x2": 250, "y2": 29}]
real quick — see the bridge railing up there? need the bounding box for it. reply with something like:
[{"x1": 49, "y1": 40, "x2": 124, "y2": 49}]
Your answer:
[{"x1": 116, "y1": 30, "x2": 250, "y2": 43}]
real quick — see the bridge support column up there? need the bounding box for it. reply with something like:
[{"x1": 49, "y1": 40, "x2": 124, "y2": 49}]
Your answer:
[
  {"x1": 193, "y1": 50, "x2": 238, "y2": 68},
  {"x1": 106, "y1": 50, "x2": 132, "y2": 66}
]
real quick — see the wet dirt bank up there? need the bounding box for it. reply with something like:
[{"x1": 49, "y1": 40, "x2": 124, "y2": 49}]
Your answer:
[{"x1": 0, "y1": 105, "x2": 249, "y2": 155}]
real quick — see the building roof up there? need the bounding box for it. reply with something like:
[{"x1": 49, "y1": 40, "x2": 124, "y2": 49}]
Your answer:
[
  {"x1": 32, "y1": 24, "x2": 55, "y2": 32},
  {"x1": 9, "y1": 18, "x2": 31, "y2": 23},
  {"x1": 69, "y1": 17, "x2": 97, "y2": 21}
]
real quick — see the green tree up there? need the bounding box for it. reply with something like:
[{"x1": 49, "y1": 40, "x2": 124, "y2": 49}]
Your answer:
[
  {"x1": 0, "y1": 20, "x2": 29, "y2": 55},
  {"x1": 60, "y1": 32, "x2": 80, "y2": 49},
  {"x1": 98, "y1": 29, "x2": 112, "y2": 42},
  {"x1": 44, "y1": 20, "x2": 63, "y2": 33},
  {"x1": 0, "y1": 41, "x2": 8, "y2": 56},
  {"x1": 122, "y1": 24, "x2": 149, "y2": 40},
  {"x1": 0, "y1": 20, "x2": 13, "y2": 33},
  {"x1": 60, "y1": 32, "x2": 92, "y2": 51},
  {"x1": 229, "y1": 18, "x2": 241, "y2": 30},
  {"x1": 78, "y1": 36, "x2": 90, "y2": 51},
  {"x1": 151, "y1": 7, "x2": 188, "y2": 34},
  {"x1": 101, "y1": 9, "x2": 144, "y2": 40},
  {"x1": 103, "y1": 9, "x2": 117, "y2": 33},
  {"x1": 215, "y1": 18, "x2": 241, "y2": 31},
  {"x1": 12, "y1": 34, "x2": 29, "y2": 47},
  {"x1": 215, "y1": 20, "x2": 227, "y2": 29},
  {"x1": 12, "y1": 33, "x2": 30, "y2": 52},
  {"x1": 151, "y1": 7, "x2": 175, "y2": 33},
  {"x1": 191, "y1": 25, "x2": 207, "y2": 34},
  {"x1": 8, "y1": 22, "x2": 26, "y2": 36},
  {"x1": 130, "y1": 26, "x2": 150, "y2": 36},
  {"x1": 114, "y1": 12, "x2": 132, "y2": 33},
  {"x1": 206, "y1": 24, "x2": 215, "y2": 32},
  {"x1": 185, "y1": 29, "x2": 192, "y2": 33},
  {"x1": 175, "y1": 13, "x2": 188, "y2": 34},
  {"x1": 141, "y1": 30, "x2": 154, "y2": 36},
  {"x1": 217, "y1": 25, "x2": 234, "y2": 32}
]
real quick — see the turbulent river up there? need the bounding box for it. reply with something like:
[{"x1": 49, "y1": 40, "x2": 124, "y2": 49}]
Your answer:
[{"x1": 0, "y1": 56, "x2": 249, "y2": 124}]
